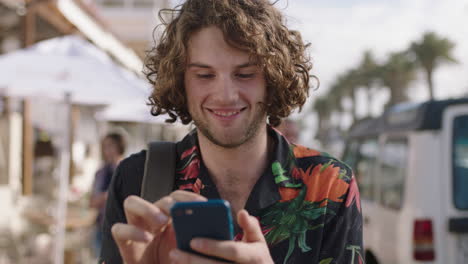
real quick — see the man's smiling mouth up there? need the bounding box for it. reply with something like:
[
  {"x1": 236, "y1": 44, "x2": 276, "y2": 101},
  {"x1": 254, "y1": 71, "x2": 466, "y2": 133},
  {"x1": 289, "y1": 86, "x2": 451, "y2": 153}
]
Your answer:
[{"x1": 207, "y1": 107, "x2": 247, "y2": 117}]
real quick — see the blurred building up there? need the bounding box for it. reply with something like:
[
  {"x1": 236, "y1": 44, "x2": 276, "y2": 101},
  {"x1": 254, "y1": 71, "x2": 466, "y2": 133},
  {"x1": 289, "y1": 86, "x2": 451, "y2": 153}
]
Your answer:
[
  {"x1": 91, "y1": 0, "x2": 170, "y2": 59},
  {"x1": 0, "y1": 1, "x2": 175, "y2": 263},
  {"x1": 0, "y1": 0, "x2": 143, "y2": 73},
  {"x1": 0, "y1": 0, "x2": 75, "y2": 52}
]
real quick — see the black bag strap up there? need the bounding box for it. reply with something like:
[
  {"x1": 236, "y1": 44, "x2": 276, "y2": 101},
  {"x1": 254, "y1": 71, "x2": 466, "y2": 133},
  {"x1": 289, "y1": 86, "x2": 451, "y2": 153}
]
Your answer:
[{"x1": 141, "y1": 141, "x2": 177, "y2": 203}]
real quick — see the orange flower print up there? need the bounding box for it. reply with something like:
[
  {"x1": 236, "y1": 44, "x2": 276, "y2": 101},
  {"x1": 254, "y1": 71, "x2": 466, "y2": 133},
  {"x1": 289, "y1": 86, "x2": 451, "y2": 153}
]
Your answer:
[
  {"x1": 291, "y1": 167, "x2": 301, "y2": 180},
  {"x1": 192, "y1": 178, "x2": 203, "y2": 193},
  {"x1": 279, "y1": 187, "x2": 301, "y2": 202},
  {"x1": 181, "y1": 146, "x2": 197, "y2": 160},
  {"x1": 180, "y1": 158, "x2": 200, "y2": 180},
  {"x1": 179, "y1": 178, "x2": 204, "y2": 194},
  {"x1": 293, "y1": 145, "x2": 321, "y2": 158},
  {"x1": 300, "y1": 162, "x2": 349, "y2": 206},
  {"x1": 345, "y1": 176, "x2": 361, "y2": 212}
]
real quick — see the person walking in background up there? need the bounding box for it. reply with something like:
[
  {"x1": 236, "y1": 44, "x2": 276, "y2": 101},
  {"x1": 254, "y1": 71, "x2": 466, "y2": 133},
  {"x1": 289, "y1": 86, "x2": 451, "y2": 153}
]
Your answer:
[{"x1": 90, "y1": 132, "x2": 126, "y2": 257}]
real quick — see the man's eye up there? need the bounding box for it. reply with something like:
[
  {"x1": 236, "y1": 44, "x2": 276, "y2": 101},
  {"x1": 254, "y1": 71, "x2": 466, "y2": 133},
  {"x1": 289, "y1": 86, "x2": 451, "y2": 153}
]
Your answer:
[
  {"x1": 196, "y1": 74, "x2": 215, "y2": 79},
  {"x1": 237, "y1": 73, "x2": 255, "y2": 79}
]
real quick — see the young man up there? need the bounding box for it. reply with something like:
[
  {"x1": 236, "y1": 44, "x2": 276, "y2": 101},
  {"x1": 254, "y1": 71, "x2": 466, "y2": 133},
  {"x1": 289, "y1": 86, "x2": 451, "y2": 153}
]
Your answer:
[{"x1": 100, "y1": 1, "x2": 363, "y2": 263}]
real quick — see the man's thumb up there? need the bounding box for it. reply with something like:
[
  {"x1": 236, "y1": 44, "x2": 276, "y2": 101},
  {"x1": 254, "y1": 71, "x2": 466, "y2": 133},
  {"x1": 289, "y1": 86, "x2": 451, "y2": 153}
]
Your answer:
[{"x1": 237, "y1": 209, "x2": 265, "y2": 243}]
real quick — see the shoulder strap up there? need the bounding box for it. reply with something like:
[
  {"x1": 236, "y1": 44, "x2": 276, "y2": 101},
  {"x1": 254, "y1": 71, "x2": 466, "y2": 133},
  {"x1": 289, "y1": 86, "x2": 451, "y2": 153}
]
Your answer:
[{"x1": 141, "y1": 141, "x2": 177, "y2": 203}]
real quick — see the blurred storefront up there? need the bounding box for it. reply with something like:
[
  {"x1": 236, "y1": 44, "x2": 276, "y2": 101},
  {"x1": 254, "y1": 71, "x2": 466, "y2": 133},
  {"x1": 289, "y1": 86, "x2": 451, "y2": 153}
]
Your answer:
[
  {"x1": 91, "y1": 0, "x2": 171, "y2": 59},
  {"x1": 0, "y1": 0, "x2": 185, "y2": 263},
  {"x1": 0, "y1": 0, "x2": 143, "y2": 71}
]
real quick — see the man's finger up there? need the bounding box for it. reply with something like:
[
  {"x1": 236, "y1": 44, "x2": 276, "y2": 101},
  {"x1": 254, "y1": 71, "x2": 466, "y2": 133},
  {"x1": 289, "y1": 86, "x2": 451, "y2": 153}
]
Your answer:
[
  {"x1": 123, "y1": 195, "x2": 169, "y2": 233},
  {"x1": 190, "y1": 238, "x2": 252, "y2": 263},
  {"x1": 111, "y1": 223, "x2": 153, "y2": 263},
  {"x1": 155, "y1": 190, "x2": 207, "y2": 215},
  {"x1": 171, "y1": 190, "x2": 207, "y2": 202},
  {"x1": 237, "y1": 209, "x2": 265, "y2": 243},
  {"x1": 112, "y1": 223, "x2": 153, "y2": 244},
  {"x1": 169, "y1": 248, "x2": 226, "y2": 264}
]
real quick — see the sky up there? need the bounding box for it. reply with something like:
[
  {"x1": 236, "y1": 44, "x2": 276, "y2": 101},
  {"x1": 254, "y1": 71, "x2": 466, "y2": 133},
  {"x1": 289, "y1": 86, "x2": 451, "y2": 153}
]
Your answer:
[{"x1": 281, "y1": 0, "x2": 468, "y2": 105}]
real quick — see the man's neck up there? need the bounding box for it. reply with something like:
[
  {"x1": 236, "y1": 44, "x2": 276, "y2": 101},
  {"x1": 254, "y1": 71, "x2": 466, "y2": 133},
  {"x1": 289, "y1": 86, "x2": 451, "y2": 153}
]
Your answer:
[{"x1": 197, "y1": 126, "x2": 271, "y2": 190}]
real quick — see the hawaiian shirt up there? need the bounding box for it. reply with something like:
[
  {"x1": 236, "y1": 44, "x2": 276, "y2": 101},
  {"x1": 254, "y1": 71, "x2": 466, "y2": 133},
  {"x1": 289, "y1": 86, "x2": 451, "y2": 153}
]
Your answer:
[{"x1": 100, "y1": 126, "x2": 363, "y2": 264}]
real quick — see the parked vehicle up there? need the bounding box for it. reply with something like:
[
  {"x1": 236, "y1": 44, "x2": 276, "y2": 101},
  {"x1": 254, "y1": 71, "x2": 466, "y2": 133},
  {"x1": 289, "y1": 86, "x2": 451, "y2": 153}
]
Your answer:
[{"x1": 342, "y1": 98, "x2": 468, "y2": 264}]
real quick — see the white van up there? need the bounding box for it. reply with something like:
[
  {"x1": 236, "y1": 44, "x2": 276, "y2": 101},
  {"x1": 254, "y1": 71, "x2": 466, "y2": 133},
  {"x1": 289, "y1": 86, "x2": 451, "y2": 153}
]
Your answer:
[{"x1": 342, "y1": 98, "x2": 468, "y2": 264}]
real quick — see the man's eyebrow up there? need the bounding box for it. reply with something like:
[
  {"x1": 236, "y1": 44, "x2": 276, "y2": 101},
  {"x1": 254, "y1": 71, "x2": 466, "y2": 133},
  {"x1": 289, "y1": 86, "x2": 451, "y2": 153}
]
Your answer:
[
  {"x1": 237, "y1": 62, "x2": 259, "y2": 69},
  {"x1": 187, "y1": 63, "x2": 212, "y2": 69},
  {"x1": 186, "y1": 62, "x2": 257, "y2": 69}
]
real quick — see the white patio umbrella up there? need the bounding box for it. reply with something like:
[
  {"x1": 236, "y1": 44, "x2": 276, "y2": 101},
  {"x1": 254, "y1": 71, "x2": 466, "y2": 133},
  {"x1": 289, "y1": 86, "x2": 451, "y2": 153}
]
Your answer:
[
  {"x1": 0, "y1": 35, "x2": 150, "y2": 105},
  {"x1": 0, "y1": 35, "x2": 152, "y2": 264},
  {"x1": 95, "y1": 100, "x2": 170, "y2": 124}
]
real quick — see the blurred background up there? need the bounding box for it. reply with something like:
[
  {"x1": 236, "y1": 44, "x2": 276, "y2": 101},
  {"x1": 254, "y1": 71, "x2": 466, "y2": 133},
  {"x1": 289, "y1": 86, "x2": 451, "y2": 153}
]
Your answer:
[{"x1": 0, "y1": 0, "x2": 467, "y2": 263}]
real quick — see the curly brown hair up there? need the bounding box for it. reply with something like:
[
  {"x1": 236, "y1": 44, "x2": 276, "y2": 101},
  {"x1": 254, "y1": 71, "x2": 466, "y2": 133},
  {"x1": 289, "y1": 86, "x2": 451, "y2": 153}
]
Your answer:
[{"x1": 145, "y1": 0, "x2": 314, "y2": 127}]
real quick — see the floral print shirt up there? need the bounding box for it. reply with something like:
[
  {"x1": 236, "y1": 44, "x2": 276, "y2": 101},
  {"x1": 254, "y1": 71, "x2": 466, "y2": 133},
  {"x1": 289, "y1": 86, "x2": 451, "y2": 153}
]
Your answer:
[{"x1": 100, "y1": 126, "x2": 363, "y2": 264}]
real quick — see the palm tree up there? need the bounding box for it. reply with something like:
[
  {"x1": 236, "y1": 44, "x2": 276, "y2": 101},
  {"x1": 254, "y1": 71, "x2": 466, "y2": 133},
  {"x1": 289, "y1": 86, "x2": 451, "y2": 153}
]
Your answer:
[
  {"x1": 313, "y1": 96, "x2": 334, "y2": 145},
  {"x1": 329, "y1": 71, "x2": 360, "y2": 123},
  {"x1": 313, "y1": 96, "x2": 332, "y2": 131},
  {"x1": 410, "y1": 31, "x2": 457, "y2": 100},
  {"x1": 377, "y1": 51, "x2": 417, "y2": 108},
  {"x1": 355, "y1": 50, "x2": 380, "y2": 117}
]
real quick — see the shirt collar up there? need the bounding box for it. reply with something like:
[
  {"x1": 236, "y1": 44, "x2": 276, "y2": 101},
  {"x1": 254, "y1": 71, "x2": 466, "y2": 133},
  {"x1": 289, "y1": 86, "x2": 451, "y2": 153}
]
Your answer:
[{"x1": 175, "y1": 126, "x2": 295, "y2": 216}]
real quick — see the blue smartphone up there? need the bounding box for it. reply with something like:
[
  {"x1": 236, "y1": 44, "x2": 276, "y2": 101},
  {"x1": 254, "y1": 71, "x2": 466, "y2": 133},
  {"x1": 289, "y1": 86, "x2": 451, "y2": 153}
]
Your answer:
[{"x1": 170, "y1": 199, "x2": 234, "y2": 260}]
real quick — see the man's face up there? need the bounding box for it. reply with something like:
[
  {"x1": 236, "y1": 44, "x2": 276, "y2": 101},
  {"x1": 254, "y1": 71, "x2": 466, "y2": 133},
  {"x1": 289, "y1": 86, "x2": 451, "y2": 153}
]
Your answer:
[
  {"x1": 184, "y1": 26, "x2": 267, "y2": 148},
  {"x1": 102, "y1": 137, "x2": 119, "y2": 163}
]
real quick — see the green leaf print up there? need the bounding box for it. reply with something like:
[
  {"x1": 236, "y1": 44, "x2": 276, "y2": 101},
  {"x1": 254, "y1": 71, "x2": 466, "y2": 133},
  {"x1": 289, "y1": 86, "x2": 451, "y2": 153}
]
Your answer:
[
  {"x1": 319, "y1": 160, "x2": 333, "y2": 172},
  {"x1": 338, "y1": 168, "x2": 351, "y2": 181},
  {"x1": 318, "y1": 258, "x2": 333, "y2": 264},
  {"x1": 284, "y1": 235, "x2": 296, "y2": 264},
  {"x1": 298, "y1": 231, "x2": 311, "y2": 252},
  {"x1": 273, "y1": 162, "x2": 289, "y2": 184},
  {"x1": 346, "y1": 245, "x2": 362, "y2": 264},
  {"x1": 300, "y1": 206, "x2": 327, "y2": 220},
  {"x1": 260, "y1": 186, "x2": 337, "y2": 264},
  {"x1": 291, "y1": 218, "x2": 308, "y2": 233},
  {"x1": 284, "y1": 182, "x2": 302, "y2": 188}
]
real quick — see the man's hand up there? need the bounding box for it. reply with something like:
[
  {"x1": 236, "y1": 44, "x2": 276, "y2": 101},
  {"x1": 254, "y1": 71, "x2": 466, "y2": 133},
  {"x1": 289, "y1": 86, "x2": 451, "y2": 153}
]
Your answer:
[
  {"x1": 111, "y1": 190, "x2": 207, "y2": 264},
  {"x1": 168, "y1": 209, "x2": 274, "y2": 264}
]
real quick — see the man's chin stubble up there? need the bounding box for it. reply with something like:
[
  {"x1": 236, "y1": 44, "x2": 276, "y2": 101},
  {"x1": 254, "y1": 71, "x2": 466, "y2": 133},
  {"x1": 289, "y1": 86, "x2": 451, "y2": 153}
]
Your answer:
[{"x1": 194, "y1": 118, "x2": 264, "y2": 149}]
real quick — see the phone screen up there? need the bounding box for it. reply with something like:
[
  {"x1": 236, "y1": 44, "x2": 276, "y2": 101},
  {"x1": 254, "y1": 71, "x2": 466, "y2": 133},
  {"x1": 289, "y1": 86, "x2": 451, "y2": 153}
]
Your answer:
[{"x1": 170, "y1": 200, "x2": 234, "y2": 260}]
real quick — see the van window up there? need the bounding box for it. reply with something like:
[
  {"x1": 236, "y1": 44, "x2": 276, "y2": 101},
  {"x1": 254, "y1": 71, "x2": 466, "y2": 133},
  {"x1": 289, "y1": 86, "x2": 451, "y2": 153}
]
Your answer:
[
  {"x1": 380, "y1": 138, "x2": 408, "y2": 210},
  {"x1": 342, "y1": 138, "x2": 378, "y2": 201},
  {"x1": 356, "y1": 139, "x2": 378, "y2": 201},
  {"x1": 453, "y1": 115, "x2": 468, "y2": 210}
]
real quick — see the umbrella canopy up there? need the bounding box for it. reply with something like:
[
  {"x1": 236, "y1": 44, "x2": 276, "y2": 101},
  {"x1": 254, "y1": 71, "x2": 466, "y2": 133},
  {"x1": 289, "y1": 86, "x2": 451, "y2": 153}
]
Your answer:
[
  {"x1": 95, "y1": 101, "x2": 168, "y2": 124},
  {"x1": 0, "y1": 35, "x2": 150, "y2": 105}
]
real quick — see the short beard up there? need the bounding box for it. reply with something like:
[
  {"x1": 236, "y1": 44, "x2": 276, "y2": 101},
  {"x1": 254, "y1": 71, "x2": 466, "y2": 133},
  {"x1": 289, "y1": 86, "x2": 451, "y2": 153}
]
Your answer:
[{"x1": 193, "y1": 103, "x2": 267, "y2": 149}]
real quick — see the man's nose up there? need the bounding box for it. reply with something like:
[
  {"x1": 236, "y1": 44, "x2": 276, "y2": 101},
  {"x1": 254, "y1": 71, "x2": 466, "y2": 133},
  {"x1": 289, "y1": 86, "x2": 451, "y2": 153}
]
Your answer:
[{"x1": 213, "y1": 75, "x2": 238, "y2": 103}]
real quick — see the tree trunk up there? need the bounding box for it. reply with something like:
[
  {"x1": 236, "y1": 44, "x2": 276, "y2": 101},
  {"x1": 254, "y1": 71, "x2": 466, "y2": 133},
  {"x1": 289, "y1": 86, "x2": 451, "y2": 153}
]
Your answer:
[
  {"x1": 366, "y1": 86, "x2": 373, "y2": 117},
  {"x1": 387, "y1": 85, "x2": 408, "y2": 109},
  {"x1": 426, "y1": 68, "x2": 435, "y2": 100},
  {"x1": 353, "y1": 91, "x2": 359, "y2": 122}
]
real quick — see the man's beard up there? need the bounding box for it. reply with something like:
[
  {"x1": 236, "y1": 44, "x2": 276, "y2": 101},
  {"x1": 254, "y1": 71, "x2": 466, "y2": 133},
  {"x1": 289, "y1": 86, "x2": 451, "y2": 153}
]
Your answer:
[{"x1": 192, "y1": 104, "x2": 267, "y2": 149}]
